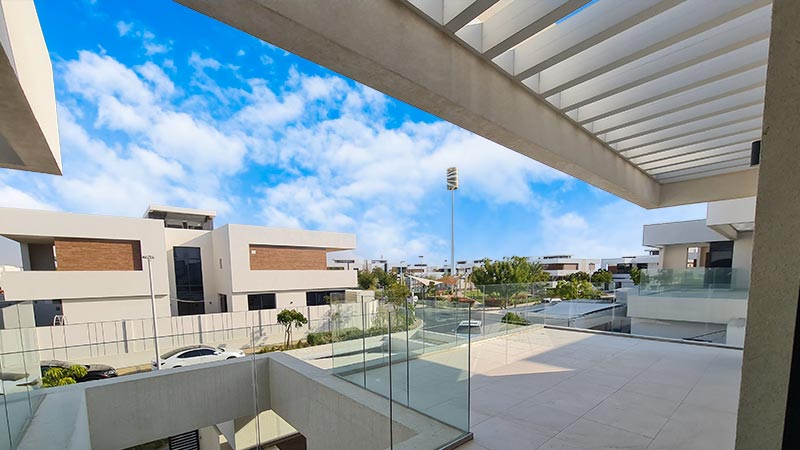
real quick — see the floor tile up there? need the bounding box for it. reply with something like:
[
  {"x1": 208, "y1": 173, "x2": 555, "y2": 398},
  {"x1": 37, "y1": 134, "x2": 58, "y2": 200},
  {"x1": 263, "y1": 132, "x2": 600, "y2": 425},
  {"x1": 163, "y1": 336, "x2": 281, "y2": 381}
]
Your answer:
[{"x1": 471, "y1": 416, "x2": 552, "y2": 450}]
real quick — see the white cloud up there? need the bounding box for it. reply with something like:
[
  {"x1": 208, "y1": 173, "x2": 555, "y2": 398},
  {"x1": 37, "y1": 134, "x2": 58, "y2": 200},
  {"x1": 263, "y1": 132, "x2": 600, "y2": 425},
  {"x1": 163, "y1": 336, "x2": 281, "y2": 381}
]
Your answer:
[
  {"x1": 237, "y1": 49, "x2": 246, "y2": 57},
  {"x1": 116, "y1": 21, "x2": 133, "y2": 37},
  {"x1": 0, "y1": 185, "x2": 55, "y2": 210},
  {"x1": 4, "y1": 46, "x2": 709, "y2": 265}
]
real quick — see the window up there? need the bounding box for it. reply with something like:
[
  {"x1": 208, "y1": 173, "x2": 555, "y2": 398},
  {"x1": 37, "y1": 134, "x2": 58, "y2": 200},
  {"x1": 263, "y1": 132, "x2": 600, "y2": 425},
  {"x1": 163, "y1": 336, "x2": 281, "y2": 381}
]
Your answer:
[
  {"x1": 178, "y1": 348, "x2": 215, "y2": 359},
  {"x1": 248, "y1": 293, "x2": 276, "y2": 310},
  {"x1": 174, "y1": 247, "x2": 204, "y2": 303},
  {"x1": 177, "y1": 301, "x2": 205, "y2": 316},
  {"x1": 306, "y1": 290, "x2": 344, "y2": 306}
]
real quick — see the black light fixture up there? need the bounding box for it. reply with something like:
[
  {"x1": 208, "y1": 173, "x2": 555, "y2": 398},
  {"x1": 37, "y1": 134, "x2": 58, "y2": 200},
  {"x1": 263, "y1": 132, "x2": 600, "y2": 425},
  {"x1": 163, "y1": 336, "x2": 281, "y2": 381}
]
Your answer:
[{"x1": 751, "y1": 140, "x2": 761, "y2": 166}]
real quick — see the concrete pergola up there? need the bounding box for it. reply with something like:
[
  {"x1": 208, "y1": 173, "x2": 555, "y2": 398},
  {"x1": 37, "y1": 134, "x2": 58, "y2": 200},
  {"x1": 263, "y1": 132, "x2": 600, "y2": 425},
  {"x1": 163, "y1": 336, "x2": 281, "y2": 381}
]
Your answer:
[
  {"x1": 172, "y1": 1, "x2": 800, "y2": 449},
  {"x1": 176, "y1": 0, "x2": 769, "y2": 209}
]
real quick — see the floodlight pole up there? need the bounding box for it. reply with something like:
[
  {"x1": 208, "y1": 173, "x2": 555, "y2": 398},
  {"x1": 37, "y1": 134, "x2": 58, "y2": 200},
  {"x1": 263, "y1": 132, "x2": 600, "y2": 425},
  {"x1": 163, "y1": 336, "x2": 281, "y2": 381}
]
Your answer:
[
  {"x1": 447, "y1": 167, "x2": 458, "y2": 294},
  {"x1": 143, "y1": 255, "x2": 161, "y2": 370}
]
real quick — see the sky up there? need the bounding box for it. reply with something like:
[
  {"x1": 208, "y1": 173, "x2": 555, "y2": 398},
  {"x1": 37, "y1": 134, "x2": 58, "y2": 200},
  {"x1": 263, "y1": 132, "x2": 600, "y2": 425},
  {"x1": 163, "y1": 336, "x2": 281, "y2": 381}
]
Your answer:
[{"x1": 0, "y1": 0, "x2": 708, "y2": 267}]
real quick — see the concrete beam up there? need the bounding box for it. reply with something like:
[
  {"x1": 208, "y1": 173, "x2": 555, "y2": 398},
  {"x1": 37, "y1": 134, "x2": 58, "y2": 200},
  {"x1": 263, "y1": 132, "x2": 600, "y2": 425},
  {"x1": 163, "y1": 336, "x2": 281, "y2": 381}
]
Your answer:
[
  {"x1": 658, "y1": 168, "x2": 759, "y2": 207},
  {"x1": 0, "y1": 0, "x2": 61, "y2": 175},
  {"x1": 174, "y1": 0, "x2": 663, "y2": 208}
]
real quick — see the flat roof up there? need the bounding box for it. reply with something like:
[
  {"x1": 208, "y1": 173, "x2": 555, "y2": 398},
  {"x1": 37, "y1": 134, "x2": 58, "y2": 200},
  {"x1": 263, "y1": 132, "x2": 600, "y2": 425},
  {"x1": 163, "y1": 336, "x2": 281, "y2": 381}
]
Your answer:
[{"x1": 521, "y1": 301, "x2": 621, "y2": 319}]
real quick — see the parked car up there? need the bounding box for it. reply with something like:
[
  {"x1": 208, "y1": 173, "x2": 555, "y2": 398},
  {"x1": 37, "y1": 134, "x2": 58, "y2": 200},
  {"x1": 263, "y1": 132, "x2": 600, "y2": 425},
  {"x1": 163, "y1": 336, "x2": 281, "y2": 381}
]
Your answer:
[
  {"x1": 153, "y1": 345, "x2": 245, "y2": 370},
  {"x1": 40, "y1": 360, "x2": 118, "y2": 382},
  {"x1": 0, "y1": 372, "x2": 41, "y2": 395},
  {"x1": 455, "y1": 320, "x2": 482, "y2": 339}
]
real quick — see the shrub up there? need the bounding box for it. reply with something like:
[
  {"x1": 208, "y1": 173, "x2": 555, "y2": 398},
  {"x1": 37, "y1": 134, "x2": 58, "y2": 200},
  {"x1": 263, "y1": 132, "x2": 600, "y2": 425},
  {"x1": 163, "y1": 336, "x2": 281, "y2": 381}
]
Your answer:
[
  {"x1": 42, "y1": 365, "x2": 88, "y2": 388},
  {"x1": 307, "y1": 331, "x2": 333, "y2": 346},
  {"x1": 500, "y1": 312, "x2": 530, "y2": 326}
]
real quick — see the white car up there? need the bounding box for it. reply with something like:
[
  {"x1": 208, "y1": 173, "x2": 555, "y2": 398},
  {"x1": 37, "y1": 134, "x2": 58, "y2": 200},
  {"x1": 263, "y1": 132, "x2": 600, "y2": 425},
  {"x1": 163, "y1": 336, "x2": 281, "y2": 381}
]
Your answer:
[
  {"x1": 455, "y1": 320, "x2": 482, "y2": 339},
  {"x1": 152, "y1": 345, "x2": 245, "y2": 370}
]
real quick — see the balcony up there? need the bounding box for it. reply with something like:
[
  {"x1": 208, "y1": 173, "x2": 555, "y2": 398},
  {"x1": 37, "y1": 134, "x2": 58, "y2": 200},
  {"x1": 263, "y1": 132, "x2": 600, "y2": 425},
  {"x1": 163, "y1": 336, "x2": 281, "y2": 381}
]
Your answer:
[
  {"x1": 232, "y1": 269, "x2": 357, "y2": 293},
  {"x1": 0, "y1": 270, "x2": 168, "y2": 301},
  {"x1": 627, "y1": 268, "x2": 749, "y2": 346},
  {"x1": 1, "y1": 291, "x2": 744, "y2": 450}
]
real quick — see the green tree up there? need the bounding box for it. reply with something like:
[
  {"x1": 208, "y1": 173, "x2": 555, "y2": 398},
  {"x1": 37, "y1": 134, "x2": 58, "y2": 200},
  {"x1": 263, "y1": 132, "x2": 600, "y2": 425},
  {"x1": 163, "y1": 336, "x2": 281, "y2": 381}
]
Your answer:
[
  {"x1": 469, "y1": 257, "x2": 550, "y2": 285},
  {"x1": 630, "y1": 266, "x2": 642, "y2": 286},
  {"x1": 590, "y1": 269, "x2": 613, "y2": 285},
  {"x1": 553, "y1": 280, "x2": 601, "y2": 300},
  {"x1": 357, "y1": 269, "x2": 377, "y2": 290},
  {"x1": 277, "y1": 309, "x2": 308, "y2": 348},
  {"x1": 372, "y1": 268, "x2": 397, "y2": 289},
  {"x1": 42, "y1": 365, "x2": 88, "y2": 388},
  {"x1": 566, "y1": 271, "x2": 590, "y2": 282}
]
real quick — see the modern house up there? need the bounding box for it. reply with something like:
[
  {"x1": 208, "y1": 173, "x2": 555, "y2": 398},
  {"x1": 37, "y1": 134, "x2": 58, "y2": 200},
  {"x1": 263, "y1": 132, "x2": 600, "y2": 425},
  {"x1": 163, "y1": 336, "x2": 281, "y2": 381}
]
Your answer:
[
  {"x1": 530, "y1": 255, "x2": 602, "y2": 279},
  {"x1": 624, "y1": 197, "x2": 755, "y2": 346},
  {"x1": 0, "y1": 205, "x2": 357, "y2": 325},
  {"x1": 601, "y1": 253, "x2": 661, "y2": 288}
]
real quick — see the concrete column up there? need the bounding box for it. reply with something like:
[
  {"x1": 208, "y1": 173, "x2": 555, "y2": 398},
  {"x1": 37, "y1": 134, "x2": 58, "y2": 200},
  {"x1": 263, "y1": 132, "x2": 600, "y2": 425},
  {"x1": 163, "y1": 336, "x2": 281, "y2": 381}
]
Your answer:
[{"x1": 735, "y1": 1, "x2": 800, "y2": 449}]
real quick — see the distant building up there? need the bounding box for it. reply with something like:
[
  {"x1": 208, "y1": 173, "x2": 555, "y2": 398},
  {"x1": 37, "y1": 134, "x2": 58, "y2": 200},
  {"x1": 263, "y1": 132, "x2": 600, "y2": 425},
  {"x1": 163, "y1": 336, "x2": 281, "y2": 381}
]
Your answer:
[
  {"x1": 0, "y1": 206, "x2": 357, "y2": 325},
  {"x1": 529, "y1": 255, "x2": 602, "y2": 279}
]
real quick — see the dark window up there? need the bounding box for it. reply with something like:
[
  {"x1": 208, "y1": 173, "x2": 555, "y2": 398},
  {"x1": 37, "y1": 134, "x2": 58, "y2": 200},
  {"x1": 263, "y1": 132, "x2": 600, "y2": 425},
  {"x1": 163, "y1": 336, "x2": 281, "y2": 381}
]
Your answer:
[
  {"x1": 219, "y1": 294, "x2": 228, "y2": 313},
  {"x1": 706, "y1": 241, "x2": 734, "y2": 288},
  {"x1": 177, "y1": 301, "x2": 205, "y2": 316},
  {"x1": 306, "y1": 290, "x2": 344, "y2": 306},
  {"x1": 248, "y1": 293, "x2": 276, "y2": 310},
  {"x1": 178, "y1": 348, "x2": 214, "y2": 359},
  {"x1": 174, "y1": 247, "x2": 204, "y2": 303}
]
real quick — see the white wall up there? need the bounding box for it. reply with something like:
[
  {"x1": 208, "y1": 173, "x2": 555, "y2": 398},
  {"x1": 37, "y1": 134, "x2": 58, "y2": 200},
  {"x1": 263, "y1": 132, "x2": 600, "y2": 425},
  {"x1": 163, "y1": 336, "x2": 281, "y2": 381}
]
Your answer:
[
  {"x1": 628, "y1": 295, "x2": 747, "y2": 326},
  {"x1": 60, "y1": 295, "x2": 170, "y2": 324},
  {"x1": 643, "y1": 220, "x2": 727, "y2": 247},
  {"x1": 225, "y1": 224, "x2": 357, "y2": 304},
  {"x1": 0, "y1": 208, "x2": 171, "y2": 303},
  {"x1": 706, "y1": 197, "x2": 756, "y2": 227}
]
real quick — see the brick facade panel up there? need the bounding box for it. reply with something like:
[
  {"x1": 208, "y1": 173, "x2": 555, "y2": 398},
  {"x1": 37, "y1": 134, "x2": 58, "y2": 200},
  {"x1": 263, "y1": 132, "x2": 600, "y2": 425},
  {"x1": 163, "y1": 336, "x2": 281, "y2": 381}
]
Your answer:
[
  {"x1": 55, "y1": 238, "x2": 143, "y2": 271},
  {"x1": 249, "y1": 245, "x2": 326, "y2": 270}
]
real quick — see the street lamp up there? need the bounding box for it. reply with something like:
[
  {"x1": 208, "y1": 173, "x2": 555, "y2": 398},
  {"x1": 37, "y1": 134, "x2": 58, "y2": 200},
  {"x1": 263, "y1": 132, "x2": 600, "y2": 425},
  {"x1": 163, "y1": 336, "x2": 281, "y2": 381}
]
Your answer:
[
  {"x1": 446, "y1": 167, "x2": 458, "y2": 287},
  {"x1": 143, "y1": 255, "x2": 161, "y2": 370}
]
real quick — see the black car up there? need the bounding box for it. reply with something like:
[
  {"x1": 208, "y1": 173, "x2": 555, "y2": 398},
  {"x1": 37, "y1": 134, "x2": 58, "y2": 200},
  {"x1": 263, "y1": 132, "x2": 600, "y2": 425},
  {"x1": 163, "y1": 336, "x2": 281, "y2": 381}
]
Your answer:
[{"x1": 40, "y1": 360, "x2": 118, "y2": 382}]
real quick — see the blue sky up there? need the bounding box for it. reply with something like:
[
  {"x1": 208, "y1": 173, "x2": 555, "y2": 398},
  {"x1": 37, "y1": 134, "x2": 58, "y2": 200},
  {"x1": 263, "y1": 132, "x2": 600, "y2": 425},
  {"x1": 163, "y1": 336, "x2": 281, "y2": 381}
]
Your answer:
[{"x1": 0, "y1": 0, "x2": 707, "y2": 266}]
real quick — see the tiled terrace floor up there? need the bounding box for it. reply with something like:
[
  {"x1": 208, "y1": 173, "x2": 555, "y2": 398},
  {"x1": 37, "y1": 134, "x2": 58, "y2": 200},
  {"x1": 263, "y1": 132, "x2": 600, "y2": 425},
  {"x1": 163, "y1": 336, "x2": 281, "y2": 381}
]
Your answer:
[{"x1": 463, "y1": 328, "x2": 741, "y2": 450}]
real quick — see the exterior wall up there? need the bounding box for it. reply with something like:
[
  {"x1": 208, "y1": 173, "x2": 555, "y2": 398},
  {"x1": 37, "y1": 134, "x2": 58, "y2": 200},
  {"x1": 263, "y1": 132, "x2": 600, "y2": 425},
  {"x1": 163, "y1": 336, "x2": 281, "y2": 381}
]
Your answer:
[
  {"x1": 249, "y1": 245, "x2": 327, "y2": 270},
  {"x1": 59, "y1": 295, "x2": 170, "y2": 324},
  {"x1": 0, "y1": 208, "x2": 170, "y2": 306},
  {"x1": 706, "y1": 197, "x2": 756, "y2": 227},
  {"x1": 275, "y1": 291, "x2": 307, "y2": 309},
  {"x1": 54, "y1": 238, "x2": 142, "y2": 271},
  {"x1": 226, "y1": 224, "x2": 357, "y2": 302},
  {"x1": 661, "y1": 245, "x2": 691, "y2": 270},
  {"x1": 643, "y1": 220, "x2": 727, "y2": 247},
  {"x1": 627, "y1": 295, "x2": 747, "y2": 326},
  {"x1": 732, "y1": 231, "x2": 754, "y2": 290}
]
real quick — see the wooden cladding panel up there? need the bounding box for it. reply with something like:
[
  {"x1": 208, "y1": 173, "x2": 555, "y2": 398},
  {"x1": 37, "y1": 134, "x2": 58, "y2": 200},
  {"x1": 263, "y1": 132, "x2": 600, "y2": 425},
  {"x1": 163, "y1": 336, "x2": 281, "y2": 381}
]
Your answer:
[
  {"x1": 54, "y1": 238, "x2": 142, "y2": 271},
  {"x1": 249, "y1": 245, "x2": 326, "y2": 270}
]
